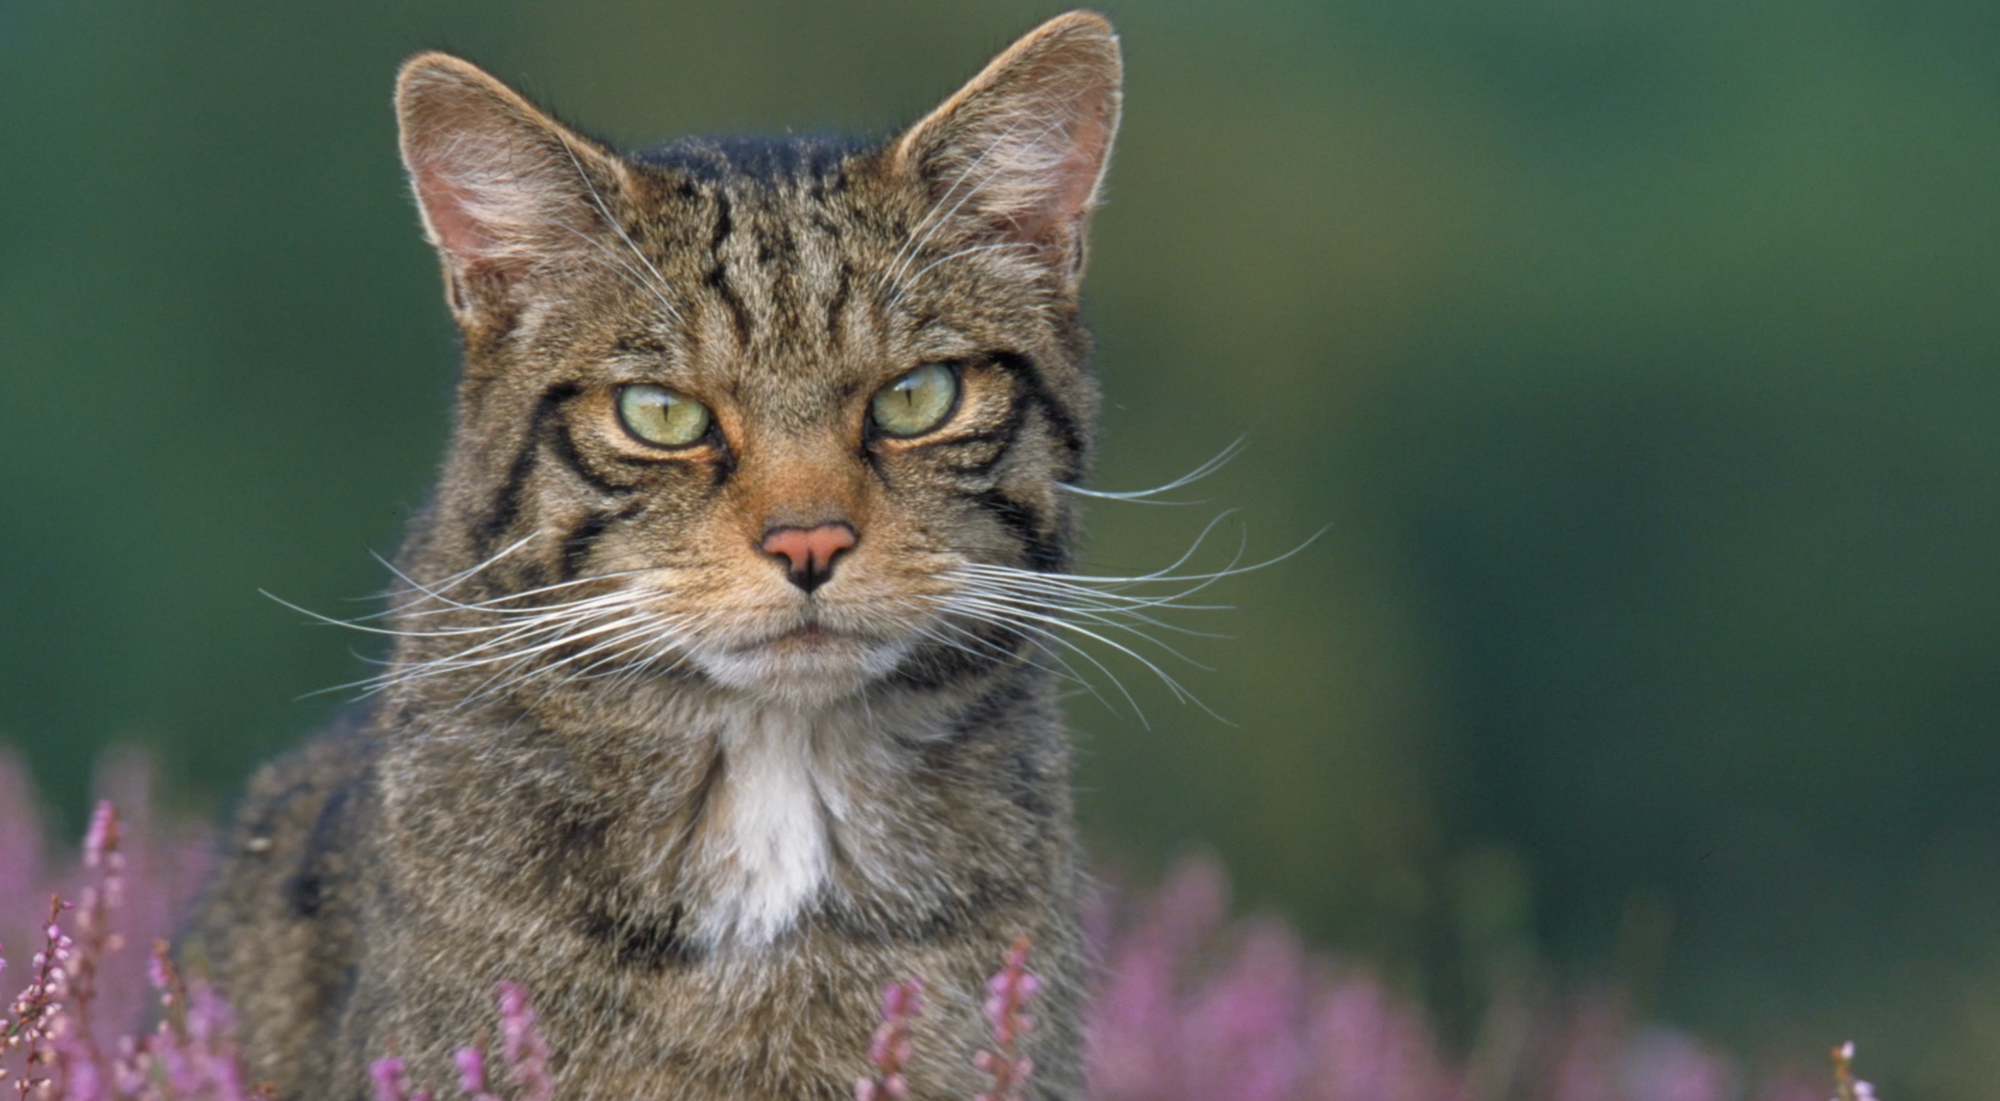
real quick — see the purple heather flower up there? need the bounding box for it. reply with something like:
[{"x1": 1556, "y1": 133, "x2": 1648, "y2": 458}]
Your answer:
[
  {"x1": 1175, "y1": 920, "x2": 1309, "y2": 1101},
  {"x1": 495, "y1": 981, "x2": 553, "y2": 1101},
  {"x1": 0, "y1": 752, "x2": 1874, "y2": 1101},
  {"x1": 1086, "y1": 860, "x2": 1232, "y2": 1101},
  {"x1": 81, "y1": 806, "x2": 117, "y2": 875},
  {"x1": 456, "y1": 1045, "x2": 501, "y2": 1101},
  {"x1": 857, "y1": 978, "x2": 923, "y2": 1101},
  {"x1": 185, "y1": 983, "x2": 233, "y2": 1049},
  {"x1": 973, "y1": 938, "x2": 1041, "y2": 1101},
  {"x1": 370, "y1": 1056, "x2": 411, "y2": 1101},
  {"x1": 1618, "y1": 1025, "x2": 1740, "y2": 1101},
  {"x1": 57, "y1": 1041, "x2": 102, "y2": 1101}
]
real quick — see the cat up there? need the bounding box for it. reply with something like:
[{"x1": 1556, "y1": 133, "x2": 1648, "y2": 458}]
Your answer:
[{"x1": 189, "y1": 11, "x2": 1122, "y2": 1101}]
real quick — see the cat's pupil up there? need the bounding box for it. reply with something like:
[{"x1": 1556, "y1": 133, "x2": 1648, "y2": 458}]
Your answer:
[
  {"x1": 870, "y1": 364, "x2": 957, "y2": 437},
  {"x1": 618, "y1": 383, "x2": 711, "y2": 448}
]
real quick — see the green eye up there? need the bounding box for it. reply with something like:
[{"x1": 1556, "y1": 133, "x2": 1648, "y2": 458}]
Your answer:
[
  {"x1": 870, "y1": 364, "x2": 959, "y2": 438},
  {"x1": 616, "y1": 384, "x2": 712, "y2": 448}
]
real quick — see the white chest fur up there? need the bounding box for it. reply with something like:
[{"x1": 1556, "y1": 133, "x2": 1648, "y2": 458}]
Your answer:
[{"x1": 691, "y1": 706, "x2": 871, "y2": 946}]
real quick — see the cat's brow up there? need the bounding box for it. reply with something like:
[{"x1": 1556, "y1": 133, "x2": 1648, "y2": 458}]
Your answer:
[{"x1": 558, "y1": 136, "x2": 686, "y2": 327}]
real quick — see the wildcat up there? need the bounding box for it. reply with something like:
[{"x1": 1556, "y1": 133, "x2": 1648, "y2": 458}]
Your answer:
[{"x1": 190, "y1": 12, "x2": 1120, "y2": 1101}]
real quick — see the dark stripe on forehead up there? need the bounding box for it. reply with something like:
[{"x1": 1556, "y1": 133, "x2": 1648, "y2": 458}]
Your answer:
[
  {"x1": 827, "y1": 261, "x2": 853, "y2": 343},
  {"x1": 705, "y1": 194, "x2": 753, "y2": 346},
  {"x1": 633, "y1": 134, "x2": 864, "y2": 183},
  {"x1": 709, "y1": 193, "x2": 732, "y2": 250},
  {"x1": 755, "y1": 223, "x2": 797, "y2": 266},
  {"x1": 611, "y1": 332, "x2": 671, "y2": 357},
  {"x1": 477, "y1": 383, "x2": 580, "y2": 556}
]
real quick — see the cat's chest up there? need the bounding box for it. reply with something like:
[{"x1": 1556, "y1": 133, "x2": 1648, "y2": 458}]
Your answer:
[{"x1": 675, "y1": 706, "x2": 886, "y2": 947}]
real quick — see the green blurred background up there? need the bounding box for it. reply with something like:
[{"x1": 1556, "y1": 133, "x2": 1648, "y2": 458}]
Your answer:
[{"x1": 6, "y1": 0, "x2": 1999, "y2": 1092}]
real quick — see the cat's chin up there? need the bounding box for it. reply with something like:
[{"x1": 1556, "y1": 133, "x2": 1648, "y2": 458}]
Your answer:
[{"x1": 691, "y1": 628, "x2": 914, "y2": 706}]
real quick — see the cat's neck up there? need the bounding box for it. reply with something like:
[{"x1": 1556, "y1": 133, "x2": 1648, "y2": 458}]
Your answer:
[
  {"x1": 381, "y1": 667, "x2": 1061, "y2": 951},
  {"x1": 676, "y1": 701, "x2": 883, "y2": 945}
]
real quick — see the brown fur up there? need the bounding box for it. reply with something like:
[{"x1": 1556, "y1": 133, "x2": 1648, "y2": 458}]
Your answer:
[{"x1": 189, "y1": 13, "x2": 1122, "y2": 1101}]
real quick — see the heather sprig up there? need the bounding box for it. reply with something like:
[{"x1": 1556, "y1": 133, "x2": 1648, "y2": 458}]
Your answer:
[
  {"x1": 2, "y1": 750, "x2": 214, "y2": 1092},
  {"x1": 60, "y1": 802, "x2": 125, "y2": 1091},
  {"x1": 363, "y1": 984, "x2": 556, "y2": 1101},
  {"x1": 3, "y1": 896, "x2": 73, "y2": 1097},
  {"x1": 1079, "y1": 856, "x2": 1817, "y2": 1101},
  {"x1": 973, "y1": 938, "x2": 1040, "y2": 1101},
  {"x1": 855, "y1": 979, "x2": 923, "y2": 1101},
  {"x1": 140, "y1": 940, "x2": 265, "y2": 1101},
  {"x1": 0, "y1": 751, "x2": 1885, "y2": 1101},
  {"x1": 493, "y1": 984, "x2": 550, "y2": 1101},
  {"x1": 1831, "y1": 1042, "x2": 1879, "y2": 1101},
  {"x1": 452, "y1": 1046, "x2": 497, "y2": 1101},
  {"x1": 367, "y1": 1057, "x2": 432, "y2": 1101}
]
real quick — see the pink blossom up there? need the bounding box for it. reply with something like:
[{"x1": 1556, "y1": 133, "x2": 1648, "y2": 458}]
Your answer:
[
  {"x1": 857, "y1": 979, "x2": 923, "y2": 1101},
  {"x1": 0, "y1": 751, "x2": 1876, "y2": 1101},
  {"x1": 973, "y1": 938, "x2": 1040, "y2": 1101},
  {"x1": 494, "y1": 982, "x2": 551, "y2": 1101}
]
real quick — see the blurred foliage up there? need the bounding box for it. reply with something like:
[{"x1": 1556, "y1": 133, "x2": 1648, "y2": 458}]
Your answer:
[{"x1": 5, "y1": 0, "x2": 2000, "y2": 1094}]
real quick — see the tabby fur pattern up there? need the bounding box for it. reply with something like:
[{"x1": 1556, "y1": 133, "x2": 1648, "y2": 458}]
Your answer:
[{"x1": 190, "y1": 12, "x2": 1122, "y2": 1101}]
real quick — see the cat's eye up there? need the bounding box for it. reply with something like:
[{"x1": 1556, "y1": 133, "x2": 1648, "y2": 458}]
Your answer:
[
  {"x1": 616, "y1": 384, "x2": 712, "y2": 448},
  {"x1": 869, "y1": 364, "x2": 959, "y2": 438}
]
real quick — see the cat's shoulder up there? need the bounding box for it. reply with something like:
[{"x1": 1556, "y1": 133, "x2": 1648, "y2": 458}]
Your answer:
[
  {"x1": 195, "y1": 712, "x2": 383, "y2": 935},
  {"x1": 235, "y1": 711, "x2": 381, "y2": 826}
]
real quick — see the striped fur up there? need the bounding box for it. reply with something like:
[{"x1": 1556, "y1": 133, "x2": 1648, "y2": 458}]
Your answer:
[{"x1": 190, "y1": 13, "x2": 1122, "y2": 1101}]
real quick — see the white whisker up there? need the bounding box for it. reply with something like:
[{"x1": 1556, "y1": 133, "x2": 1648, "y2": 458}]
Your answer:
[
  {"x1": 946, "y1": 593, "x2": 1213, "y2": 689},
  {"x1": 374, "y1": 533, "x2": 539, "y2": 601},
  {"x1": 469, "y1": 612, "x2": 664, "y2": 708},
  {"x1": 286, "y1": 580, "x2": 672, "y2": 703},
  {"x1": 1059, "y1": 436, "x2": 1246, "y2": 505},
  {"x1": 887, "y1": 241, "x2": 1039, "y2": 311},
  {"x1": 913, "y1": 611, "x2": 1104, "y2": 706},
  {"x1": 882, "y1": 112, "x2": 1076, "y2": 308},
  {"x1": 943, "y1": 599, "x2": 1152, "y2": 725},
  {"x1": 380, "y1": 568, "x2": 656, "y2": 620},
  {"x1": 927, "y1": 515, "x2": 1323, "y2": 725},
  {"x1": 557, "y1": 138, "x2": 685, "y2": 327}
]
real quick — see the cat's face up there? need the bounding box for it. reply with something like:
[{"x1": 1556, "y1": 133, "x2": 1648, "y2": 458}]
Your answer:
[{"x1": 389, "y1": 16, "x2": 1120, "y2": 707}]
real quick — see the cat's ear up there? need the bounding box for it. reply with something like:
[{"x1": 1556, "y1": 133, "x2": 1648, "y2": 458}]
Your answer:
[
  {"x1": 893, "y1": 11, "x2": 1122, "y2": 290},
  {"x1": 395, "y1": 52, "x2": 630, "y2": 320}
]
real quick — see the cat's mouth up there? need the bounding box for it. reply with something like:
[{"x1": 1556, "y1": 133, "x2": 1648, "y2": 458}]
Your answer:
[
  {"x1": 690, "y1": 617, "x2": 917, "y2": 702},
  {"x1": 740, "y1": 621, "x2": 904, "y2": 658},
  {"x1": 727, "y1": 603, "x2": 912, "y2": 653},
  {"x1": 764, "y1": 624, "x2": 843, "y2": 649}
]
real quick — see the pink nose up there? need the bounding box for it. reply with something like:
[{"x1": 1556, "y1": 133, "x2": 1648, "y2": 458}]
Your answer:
[{"x1": 760, "y1": 522, "x2": 858, "y2": 594}]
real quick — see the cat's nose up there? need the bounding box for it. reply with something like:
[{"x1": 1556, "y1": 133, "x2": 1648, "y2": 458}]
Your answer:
[{"x1": 759, "y1": 522, "x2": 858, "y2": 594}]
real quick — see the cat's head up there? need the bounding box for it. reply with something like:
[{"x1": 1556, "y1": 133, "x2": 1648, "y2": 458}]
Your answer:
[{"x1": 387, "y1": 13, "x2": 1121, "y2": 708}]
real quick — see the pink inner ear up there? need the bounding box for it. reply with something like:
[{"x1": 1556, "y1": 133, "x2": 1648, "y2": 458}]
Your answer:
[
  {"x1": 414, "y1": 163, "x2": 497, "y2": 266},
  {"x1": 1044, "y1": 109, "x2": 1114, "y2": 240},
  {"x1": 999, "y1": 105, "x2": 1112, "y2": 250}
]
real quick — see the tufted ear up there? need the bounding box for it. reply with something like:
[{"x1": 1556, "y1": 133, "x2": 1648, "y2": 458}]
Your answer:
[
  {"x1": 893, "y1": 11, "x2": 1123, "y2": 290},
  {"x1": 395, "y1": 52, "x2": 632, "y2": 321}
]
